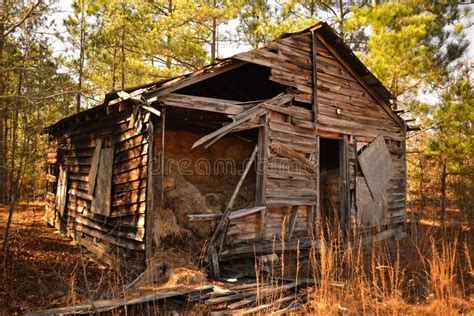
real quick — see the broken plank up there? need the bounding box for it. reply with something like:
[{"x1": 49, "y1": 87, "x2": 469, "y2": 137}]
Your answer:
[
  {"x1": 228, "y1": 206, "x2": 266, "y2": 220},
  {"x1": 26, "y1": 286, "x2": 214, "y2": 315},
  {"x1": 188, "y1": 213, "x2": 222, "y2": 222},
  {"x1": 192, "y1": 107, "x2": 266, "y2": 149},
  {"x1": 270, "y1": 141, "x2": 317, "y2": 173},
  {"x1": 160, "y1": 93, "x2": 244, "y2": 115}
]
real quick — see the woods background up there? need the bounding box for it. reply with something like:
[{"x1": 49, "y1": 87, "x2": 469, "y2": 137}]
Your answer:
[{"x1": 0, "y1": 0, "x2": 472, "y2": 224}]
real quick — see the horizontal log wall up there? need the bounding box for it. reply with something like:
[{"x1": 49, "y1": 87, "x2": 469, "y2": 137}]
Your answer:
[
  {"x1": 314, "y1": 35, "x2": 404, "y2": 141},
  {"x1": 232, "y1": 28, "x2": 406, "y2": 243},
  {"x1": 47, "y1": 103, "x2": 150, "y2": 269},
  {"x1": 226, "y1": 108, "x2": 316, "y2": 246}
]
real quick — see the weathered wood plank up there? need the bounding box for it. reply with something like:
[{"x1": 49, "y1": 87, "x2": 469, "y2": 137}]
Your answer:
[
  {"x1": 91, "y1": 148, "x2": 114, "y2": 216},
  {"x1": 160, "y1": 93, "x2": 244, "y2": 115}
]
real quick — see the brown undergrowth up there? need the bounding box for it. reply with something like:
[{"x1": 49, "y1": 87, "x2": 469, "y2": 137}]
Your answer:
[
  {"x1": 249, "y1": 209, "x2": 473, "y2": 315},
  {"x1": 0, "y1": 203, "x2": 121, "y2": 314},
  {"x1": 0, "y1": 203, "x2": 472, "y2": 315}
]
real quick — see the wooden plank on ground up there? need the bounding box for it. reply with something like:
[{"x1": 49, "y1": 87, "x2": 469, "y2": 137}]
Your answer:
[{"x1": 26, "y1": 286, "x2": 214, "y2": 315}]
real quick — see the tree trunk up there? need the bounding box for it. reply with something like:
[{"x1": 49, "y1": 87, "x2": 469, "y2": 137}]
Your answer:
[
  {"x1": 166, "y1": 0, "x2": 173, "y2": 69},
  {"x1": 337, "y1": 0, "x2": 344, "y2": 38},
  {"x1": 111, "y1": 43, "x2": 117, "y2": 91},
  {"x1": 210, "y1": 0, "x2": 217, "y2": 63},
  {"x1": 8, "y1": 61, "x2": 22, "y2": 201},
  {"x1": 76, "y1": 0, "x2": 86, "y2": 113},
  {"x1": 2, "y1": 127, "x2": 28, "y2": 257},
  {"x1": 0, "y1": 16, "x2": 5, "y2": 204},
  {"x1": 120, "y1": 6, "x2": 126, "y2": 90},
  {"x1": 440, "y1": 159, "x2": 447, "y2": 226}
]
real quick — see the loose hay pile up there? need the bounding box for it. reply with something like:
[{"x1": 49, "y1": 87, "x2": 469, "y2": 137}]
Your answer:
[{"x1": 139, "y1": 130, "x2": 257, "y2": 289}]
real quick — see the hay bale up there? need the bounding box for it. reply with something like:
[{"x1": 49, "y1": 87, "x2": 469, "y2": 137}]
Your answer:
[
  {"x1": 163, "y1": 160, "x2": 219, "y2": 238},
  {"x1": 153, "y1": 208, "x2": 192, "y2": 248},
  {"x1": 163, "y1": 268, "x2": 206, "y2": 287},
  {"x1": 138, "y1": 250, "x2": 204, "y2": 288}
]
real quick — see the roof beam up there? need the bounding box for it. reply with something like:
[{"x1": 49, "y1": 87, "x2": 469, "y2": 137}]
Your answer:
[{"x1": 159, "y1": 93, "x2": 244, "y2": 115}]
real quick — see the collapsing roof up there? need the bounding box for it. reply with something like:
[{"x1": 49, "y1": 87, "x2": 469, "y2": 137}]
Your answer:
[{"x1": 45, "y1": 22, "x2": 402, "y2": 135}]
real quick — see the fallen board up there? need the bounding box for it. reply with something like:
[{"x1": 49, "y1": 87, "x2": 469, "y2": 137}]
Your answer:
[{"x1": 26, "y1": 286, "x2": 214, "y2": 315}]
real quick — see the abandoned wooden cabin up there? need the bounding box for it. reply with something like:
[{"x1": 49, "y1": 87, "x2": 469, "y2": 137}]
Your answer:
[{"x1": 44, "y1": 22, "x2": 408, "y2": 274}]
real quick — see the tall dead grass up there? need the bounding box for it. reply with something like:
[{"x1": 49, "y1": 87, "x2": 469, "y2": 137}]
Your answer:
[{"x1": 252, "y1": 221, "x2": 472, "y2": 314}]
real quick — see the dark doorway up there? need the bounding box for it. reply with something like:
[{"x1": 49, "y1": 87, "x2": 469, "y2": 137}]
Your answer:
[{"x1": 319, "y1": 137, "x2": 342, "y2": 238}]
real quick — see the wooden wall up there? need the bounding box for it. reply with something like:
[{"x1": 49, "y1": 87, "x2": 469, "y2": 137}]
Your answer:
[
  {"x1": 231, "y1": 27, "x2": 407, "y2": 245},
  {"x1": 45, "y1": 103, "x2": 152, "y2": 270}
]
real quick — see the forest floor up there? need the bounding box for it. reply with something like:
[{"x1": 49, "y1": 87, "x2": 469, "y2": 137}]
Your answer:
[
  {"x1": 0, "y1": 202, "x2": 121, "y2": 314},
  {"x1": 0, "y1": 203, "x2": 473, "y2": 315}
]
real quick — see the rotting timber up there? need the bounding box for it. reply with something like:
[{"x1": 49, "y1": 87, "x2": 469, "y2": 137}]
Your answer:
[{"x1": 44, "y1": 22, "x2": 408, "y2": 276}]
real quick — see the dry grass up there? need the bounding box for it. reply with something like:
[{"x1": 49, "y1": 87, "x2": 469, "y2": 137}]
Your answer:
[
  {"x1": 247, "y1": 216, "x2": 473, "y2": 315},
  {"x1": 1, "y1": 203, "x2": 472, "y2": 315}
]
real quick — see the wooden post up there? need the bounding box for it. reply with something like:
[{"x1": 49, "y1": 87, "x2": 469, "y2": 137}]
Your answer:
[
  {"x1": 145, "y1": 106, "x2": 164, "y2": 263},
  {"x1": 314, "y1": 136, "x2": 320, "y2": 238},
  {"x1": 160, "y1": 107, "x2": 166, "y2": 207},
  {"x1": 145, "y1": 116, "x2": 155, "y2": 262},
  {"x1": 256, "y1": 114, "x2": 269, "y2": 206},
  {"x1": 311, "y1": 30, "x2": 319, "y2": 239},
  {"x1": 311, "y1": 30, "x2": 318, "y2": 125},
  {"x1": 339, "y1": 135, "x2": 350, "y2": 237}
]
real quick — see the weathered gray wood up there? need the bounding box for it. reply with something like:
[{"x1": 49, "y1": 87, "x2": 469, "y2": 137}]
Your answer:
[
  {"x1": 356, "y1": 176, "x2": 387, "y2": 227},
  {"x1": 192, "y1": 107, "x2": 266, "y2": 149},
  {"x1": 258, "y1": 207, "x2": 267, "y2": 241},
  {"x1": 88, "y1": 137, "x2": 102, "y2": 195},
  {"x1": 358, "y1": 135, "x2": 394, "y2": 197},
  {"x1": 188, "y1": 213, "x2": 222, "y2": 221},
  {"x1": 270, "y1": 141, "x2": 317, "y2": 173},
  {"x1": 287, "y1": 206, "x2": 298, "y2": 242},
  {"x1": 192, "y1": 94, "x2": 292, "y2": 149},
  {"x1": 339, "y1": 135, "x2": 350, "y2": 235},
  {"x1": 26, "y1": 286, "x2": 214, "y2": 315},
  {"x1": 207, "y1": 144, "x2": 259, "y2": 276},
  {"x1": 55, "y1": 165, "x2": 67, "y2": 216},
  {"x1": 311, "y1": 30, "x2": 318, "y2": 124},
  {"x1": 91, "y1": 148, "x2": 114, "y2": 216},
  {"x1": 220, "y1": 240, "x2": 321, "y2": 259},
  {"x1": 228, "y1": 206, "x2": 266, "y2": 220},
  {"x1": 234, "y1": 296, "x2": 295, "y2": 315},
  {"x1": 160, "y1": 93, "x2": 244, "y2": 115},
  {"x1": 227, "y1": 281, "x2": 300, "y2": 309},
  {"x1": 68, "y1": 188, "x2": 93, "y2": 201},
  {"x1": 227, "y1": 145, "x2": 259, "y2": 211},
  {"x1": 145, "y1": 118, "x2": 154, "y2": 262},
  {"x1": 140, "y1": 104, "x2": 161, "y2": 118},
  {"x1": 260, "y1": 114, "x2": 269, "y2": 205}
]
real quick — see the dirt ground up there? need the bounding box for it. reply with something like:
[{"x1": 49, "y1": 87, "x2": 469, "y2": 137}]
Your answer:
[
  {"x1": 0, "y1": 203, "x2": 473, "y2": 315},
  {"x1": 0, "y1": 203, "x2": 121, "y2": 315}
]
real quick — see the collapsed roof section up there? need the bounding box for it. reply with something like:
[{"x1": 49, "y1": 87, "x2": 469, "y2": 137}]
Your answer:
[{"x1": 45, "y1": 22, "x2": 403, "y2": 136}]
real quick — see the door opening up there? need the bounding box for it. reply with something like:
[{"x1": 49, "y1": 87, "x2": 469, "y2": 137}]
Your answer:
[{"x1": 319, "y1": 137, "x2": 342, "y2": 239}]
